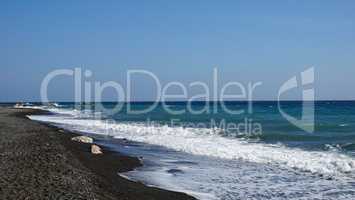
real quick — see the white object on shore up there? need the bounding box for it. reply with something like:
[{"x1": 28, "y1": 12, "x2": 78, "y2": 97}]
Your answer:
[
  {"x1": 91, "y1": 144, "x2": 103, "y2": 154},
  {"x1": 71, "y1": 136, "x2": 93, "y2": 144}
]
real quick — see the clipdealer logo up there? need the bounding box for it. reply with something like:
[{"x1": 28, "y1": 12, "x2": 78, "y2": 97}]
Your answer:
[{"x1": 278, "y1": 67, "x2": 315, "y2": 133}]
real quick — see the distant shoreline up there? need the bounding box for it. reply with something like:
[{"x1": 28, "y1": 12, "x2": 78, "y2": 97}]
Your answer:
[{"x1": 0, "y1": 107, "x2": 195, "y2": 200}]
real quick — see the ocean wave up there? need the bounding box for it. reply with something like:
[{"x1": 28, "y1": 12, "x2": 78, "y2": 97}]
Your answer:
[
  {"x1": 20, "y1": 104, "x2": 102, "y2": 118},
  {"x1": 28, "y1": 110, "x2": 355, "y2": 176}
]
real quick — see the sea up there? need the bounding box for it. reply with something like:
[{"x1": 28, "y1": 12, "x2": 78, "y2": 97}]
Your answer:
[{"x1": 15, "y1": 101, "x2": 355, "y2": 200}]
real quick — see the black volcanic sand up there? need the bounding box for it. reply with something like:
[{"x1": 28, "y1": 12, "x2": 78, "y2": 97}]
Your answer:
[{"x1": 0, "y1": 108, "x2": 196, "y2": 200}]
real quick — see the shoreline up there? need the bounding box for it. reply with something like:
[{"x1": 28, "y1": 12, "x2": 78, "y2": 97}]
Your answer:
[{"x1": 0, "y1": 107, "x2": 196, "y2": 200}]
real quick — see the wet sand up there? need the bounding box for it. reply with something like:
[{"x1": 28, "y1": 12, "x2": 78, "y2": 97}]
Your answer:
[{"x1": 0, "y1": 108, "x2": 196, "y2": 200}]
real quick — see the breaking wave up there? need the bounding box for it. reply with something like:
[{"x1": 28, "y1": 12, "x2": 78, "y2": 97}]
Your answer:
[{"x1": 28, "y1": 107, "x2": 355, "y2": 176}]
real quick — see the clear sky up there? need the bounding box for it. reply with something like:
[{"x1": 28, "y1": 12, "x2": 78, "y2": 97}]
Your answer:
[{"x1": 1, "y1": 1, "x2": 355, "y2": 102}]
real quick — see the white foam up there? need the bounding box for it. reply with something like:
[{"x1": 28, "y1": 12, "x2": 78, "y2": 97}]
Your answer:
[
  {"x1": 14, "y1": 105, "x2": 45, "y2": 109},
  {"x1": 21, "y1": 105, "x2": 100, "y2": 118},
  {"x1": 28, "y1": 113, "x2": 355, "y2": 176}
]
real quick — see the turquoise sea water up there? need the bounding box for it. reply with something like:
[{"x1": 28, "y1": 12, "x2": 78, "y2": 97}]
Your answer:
[{"x1": 22, "y1": 101, "x2": 355, "y2": 199}]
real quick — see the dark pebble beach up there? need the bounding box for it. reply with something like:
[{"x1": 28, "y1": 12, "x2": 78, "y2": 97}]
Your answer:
[{"x1": 0, "y1": 107, "x2": 196, "y2": 200}]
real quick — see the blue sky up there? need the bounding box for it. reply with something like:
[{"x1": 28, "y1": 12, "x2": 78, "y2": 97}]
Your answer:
[{"x1": 1, "y1": 1, "x2": 355, "y2": 101}]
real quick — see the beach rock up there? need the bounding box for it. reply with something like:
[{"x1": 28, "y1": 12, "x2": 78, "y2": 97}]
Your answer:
[
  {"x1": 91, "y1": 144, "x2": 103, "y2": 154},
  {"x1": 71, "y1": 136, "x2": 93, "y2": 144}
]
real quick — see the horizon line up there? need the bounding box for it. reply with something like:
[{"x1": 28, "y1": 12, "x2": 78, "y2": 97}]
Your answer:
[{"x1": 1, "y1": 100, "x2": 355, "y2": 104}]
